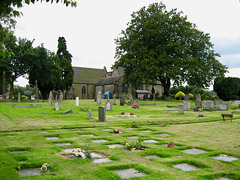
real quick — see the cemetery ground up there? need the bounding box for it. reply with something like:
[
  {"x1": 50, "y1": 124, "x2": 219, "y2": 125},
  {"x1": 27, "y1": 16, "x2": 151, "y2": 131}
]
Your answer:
[{"x1": 0, "y1": 99, "x2": 239, "y2": 180}]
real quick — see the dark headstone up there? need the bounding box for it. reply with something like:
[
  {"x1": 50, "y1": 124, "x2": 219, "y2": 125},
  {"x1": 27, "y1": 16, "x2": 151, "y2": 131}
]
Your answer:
[
  {"x1": 98, "y1": 106, "x2": 105, "y2": 121},
  {"x1": 120, "y1": 97, "x2": 125, "y2": 106}
]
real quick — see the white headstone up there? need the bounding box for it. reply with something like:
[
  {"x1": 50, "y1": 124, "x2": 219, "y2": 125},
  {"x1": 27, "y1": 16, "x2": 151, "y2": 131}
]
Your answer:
[
  {"x1": 105, "y1": 101, "x2": 113, "y2": 111},
  {"x1": 55, "y1": 101, "x2": 60, "y2": 111},
  {"x1": 88, "y1": 109, "x2": 92, "y2": 118},
  {"x1": 48, "y1": 91, "x2": 53, "y2": 106},
  {"x1": 218, "y1": 103, "x2": 228, "y2": 111},
  {"x1": 182, "y1": 101, "x2": 190, "y2": 111},
  {"x1": 76, "y1": 97, "x2": 79, "y2": 106},
  {"x1": 97, "y1": 91, "x2": 102, "y2": 106},
  {"x1": 234, "y1": 100, "x2": 240, "y2": 107},
  {"x1": 204, "y1": 101, "x2": 213, "y2": 110},
  {"x1": 178, "y1": 104, "x2": 184, "y2": 114}
]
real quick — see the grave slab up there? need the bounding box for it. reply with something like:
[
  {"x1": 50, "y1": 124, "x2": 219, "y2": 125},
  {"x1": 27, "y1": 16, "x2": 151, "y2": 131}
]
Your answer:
[
  {"x1": 91, "y1": 152, "x2": 103, "y2": 158},
  {"x1": 181, "y1": 148, "x2": 208, "y2": 155},
  {"x1": 55, "y1": 143, "x2": 71, "y2": 146},
  {"x1": 38, "y1": 131, "x2": 49, "y2": 134},
  {"x1": 45, "y1": 137, "x2": 59, "y2": 140},
  {"x1": 155, "y1": 133, "x2": 170, "y2": 137},
  {"x1": 18, "y1": 168, "x2": 43, "y2": 177},
  {"x1": 145, "y1": 155, "x2": 160, "y2": 159},
  {"x1": 105, "y1": 144, "x2": 124, "y2": 149},
  {"x1": 92, "y1": 139, "x2": 109, "y2": 143},
  {"x1": 141, "y1": 130, "x2": 153, "y2": 133},
  {"x1": 173, "y1": 163, "x2": 200, "y2": 171},
  {"x1": 113, "y1": 168, "x2": 147, "y2": 179},
  {"x1": 80, "y1": 134, "x2": 95, "y2": 137},
  {"x1": 143, "y1": 140, "x2": 158, "y2": 143},
  {"x1": 121, "y1": 149, "x2": 143, "y2": 153},
  {"x1": 161, "y1": 144, "x2": 178, "y2": 147},
  {"x1": 92, "y1": 158, "x2": 112, "y2": 163},
  {"x1": 62, "y1": 148, "x2": 76, "y2": 153},
  {"x1": 102, "y1": 129, "x2": 112, "y2": 131},
  {"x1": 211, "y1": 154, "x2": 239, "y2": 162},
  {"x1": 214, "y1": 178, "x2": 232, "y2": 180},
  {"x1": 10, "y1": 151, "x2": 28, "y2": 154},
  {"x1": 127, "y1": 136, "x2": 139, "y2": 139}
]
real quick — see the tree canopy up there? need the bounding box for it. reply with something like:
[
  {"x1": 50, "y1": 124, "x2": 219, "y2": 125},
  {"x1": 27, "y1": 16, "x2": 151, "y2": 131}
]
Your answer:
[
  {"x1": 114, "y1": 3, "x2": 227, "y2": 96},
  {"x1": 214, "y1": 77, "x2": 240, "y2": 100}
]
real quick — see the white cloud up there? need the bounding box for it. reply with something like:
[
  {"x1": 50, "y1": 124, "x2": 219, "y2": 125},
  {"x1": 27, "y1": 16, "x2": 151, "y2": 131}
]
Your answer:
[{"x1": 219, "y1": 54, "x2": 240, "y2": 68}]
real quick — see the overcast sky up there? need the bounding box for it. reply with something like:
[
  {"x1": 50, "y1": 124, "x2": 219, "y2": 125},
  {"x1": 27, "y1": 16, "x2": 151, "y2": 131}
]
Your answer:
[{"x1": 14, "y1": 0, "x2": 240, "y2": 86}]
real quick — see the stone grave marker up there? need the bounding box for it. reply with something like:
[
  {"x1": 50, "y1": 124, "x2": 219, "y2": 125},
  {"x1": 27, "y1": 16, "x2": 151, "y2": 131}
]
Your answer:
[
  {"x1": 18, "y1": 92, "x2": 21, "y2": 102},
  {"x1": 195, "y1": 101, "x2": 202, "y2": 108},
  {"x1": 18, "y1": 168, "x2": 43, "y2": 177},
  {"x1": 145, "y1": 155, "x2": 160, "y2": 159},
  {"x1": 76, "y1": 97, "x2": 79, "y2": 106},
  {"x1": 185, "y1": 94, "x2": 190, "y2": 101},
  {"x1": 113, "y1": 168, "x2": 147, "y2": 179},
  {"x1": 105, "y1": 101, "x2": 113, "y2": 111},
  {"x1": 218, "y1": 103, "x2": 228, "y2": 111},
  {"x1": 97, "y1": 91, "x2": 102, "y2": 106},
  {"x1": 120, "y1": 97, "x2": 125, "y2": 106},
  {"x1": 105, "y1": 144, "x2": 123, "y2": 148},
  {"x1": 182, "y1": 101, "x2": 190, "y2": 111},
  {"x1": 87, "y1": 109, "x2": 92, "y2": 118},
  {"x1": 59, "y1": 91, "x2": 63, "y2": 103},
  {"x1": 134, "y1": 100, "x2": 140, "y2": 106},
  {"x1": 92, "y1": 158, "x2": 112, "y2": 164},
  {"x1": 165, "y1": 96, "x2": 170, "y2": 101},
  {"x1": 233, "y1": 100, "x2": 240, "y2": 107},
  {"x1": 195, "y1": 94, "x2": 201, "y2": 101},
  {"x1": 181, "y1": 148, "x2": 208, "y2": 155},
  {"x1": 113, "y1": 94, "x2": 117, "y2": 105},
  {"x1": 178, "y1": 104, "x2": 184, "y2": 114},
  {"x1": 55, "y1": 101, "x2": 60, "y2": 111},
  {"x1": 128, "y1": 94, "x2": 133, "y2": 105},
  {"x1": 98, "y1": 106, "x2": 105, "y2": 121},
  {"x1": 226, "y1": 101, "x2": 233, "y2": 105},
  {"x1": 204, "y1": 101, "x2": 213, "y2": 110},
  {"x1": 211, "y1": 154, "x2": 239, "y2": 162},
  {"x1": 48, "y1": 91, "x2": 53, "y2": 106},
  {"x1": 173, "y1": 163, "x2": 200, "y2": 171},
  {"x1": 143, "y1": 140, "x2": 158, "y2": 143},
  {"x1": 214, "y1": 99, "x2": 223, "y2": 105}
]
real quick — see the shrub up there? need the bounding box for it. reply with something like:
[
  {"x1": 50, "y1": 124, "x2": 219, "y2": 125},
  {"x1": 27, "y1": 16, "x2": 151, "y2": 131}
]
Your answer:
[
  {"x1": 189, "y1": 93, "x2": 194, "y2": 100},
  {"x1": 175, "y1": 91, "x2": 185, "y2": 100}
]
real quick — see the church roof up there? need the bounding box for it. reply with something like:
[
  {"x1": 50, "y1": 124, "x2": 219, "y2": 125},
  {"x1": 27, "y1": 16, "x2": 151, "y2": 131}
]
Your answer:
[
  {"x1": 73, "y1": 67, "x2": 106, "y2": 84},
  {"x1": 96, "y1": 75, "x2": 123, "y2": 85}
]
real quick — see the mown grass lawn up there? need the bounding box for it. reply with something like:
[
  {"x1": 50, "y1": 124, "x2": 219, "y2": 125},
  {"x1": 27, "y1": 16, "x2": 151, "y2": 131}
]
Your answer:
[{"x1": 0, "y1": 99, "x2": 239, "y2": 180}]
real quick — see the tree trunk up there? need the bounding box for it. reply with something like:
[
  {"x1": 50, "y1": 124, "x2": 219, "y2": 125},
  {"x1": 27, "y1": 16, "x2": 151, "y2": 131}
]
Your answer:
[
  {"x1": 10, "y1": 78, "x2": 14, "y2": 100},
  {"x1": 160, "y1": 78, "x2": 171, "y2": 97},
  {"x1": 2, "y1": 71, "x2": 6, "y2": 100}
]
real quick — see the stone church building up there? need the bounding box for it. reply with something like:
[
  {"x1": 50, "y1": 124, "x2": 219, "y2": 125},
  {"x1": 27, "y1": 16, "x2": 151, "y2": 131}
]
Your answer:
[{"x1": 68, "y1": 66, "x2": 164, "y2": 99}]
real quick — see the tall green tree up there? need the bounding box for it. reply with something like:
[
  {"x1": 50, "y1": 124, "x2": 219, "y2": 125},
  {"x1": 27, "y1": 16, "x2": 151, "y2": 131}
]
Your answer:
[
  {"x1": 214, "y1": 77, "x2": 240, "y2": 100},
  {"x1": 0, "y1": 0, "x2": 77, "y2": 57},
  {"x1": 28, "y1": 45, "x2": 61, "y2": 99},
  {"x1": 114, "y1": 3, "x2": 227, "y2": 96},
  {"x1": 56, "y1": 37, "x2": 73, "y2": 96},
  {"x1": 0, "y1": 31, "x2": 33, "y2": 98}
]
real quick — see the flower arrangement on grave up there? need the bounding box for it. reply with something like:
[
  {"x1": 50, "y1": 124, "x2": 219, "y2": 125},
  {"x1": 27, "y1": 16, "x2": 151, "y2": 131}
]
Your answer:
[
  {"x1": 123, "y1": 137, "x2": 142, "y2": 151},
  {"x1": 132, "y1": 104, "x2": 139, "y2": 109},
  {"x1": 41, "y1": 163, "x2": 50, "y2": 172},
  {"x1": 130, "y1": 111, "x2": 134, "y2": 115},
  {"x1": 167, "y1": 138, "x2": 175, "y2": 147},
  {"x1": 194, "y1": 105, "x2": 199, "y2": 112},
  {"x1": 114, "y1": 129, "x2": 119, "y2": 134},
  {"x1": 121, "y1": 112, "x2": 125, "y2": 115},
  {"x1": 72, "y1": 148, "x2": 85, "y2": 158}
]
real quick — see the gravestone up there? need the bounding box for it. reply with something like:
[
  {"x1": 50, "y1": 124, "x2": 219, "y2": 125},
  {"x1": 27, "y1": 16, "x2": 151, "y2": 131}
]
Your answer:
[
  {"x1": 36, "y1": 104, "x2": 41, "y2": 107},
  {"x1": 182, "y1": 100, "x2": 190, "y2": 111},
  {"x1": 88, "y1": 109, "x2": 92, "y2": 118},
  {"x1": 166, "y1": 96, "x2": 170, "y2": 101},
  {"x1": 18, "y1": 92, "x2": 21, "y2": 102},
  {"x1": 48, "y1": 91, "x2": 53, "y2": 106},
  {"x1": 98, "y1": 106, "x2": 105, "y2": 121},
  {"x1": 204, "y1": 101, "x2": 213, "y2": 110},
  {"x1": 59, "y1": 91, "x2": 63, "y2": 103},
  {"x1": 113, "y1": 94, "x2": 117, "y2": 105},
  {"x1": 76, "y1": 97, "x2": 79, "y2": 106},
  {"x1": 218, "y1": 103, "x2": 228, "y2": 111},
  {"x1": 120, "y1": 97, "x2": 125, "y2": 106},
  {"x1": 97, "y1": 91, "x2": 102, "y2": 106},
  {"x1": 226, "y1": 101, "x2": 233, "y2": 105},
  {"x1": 233, "y1": 100, "x2": 240, "y2": 107},
  {"x1": 195, "y1": 101, "x2": 202, "y2": 108},
  {"x1": 128, "y1": 94, "x2": 133, "y2": 104},
  {"x1": 178, "y1": 104, "x2": 184, "y2": 114},
  {"x1": 214, "y1": 99, "x2": 223, "y2": 105},
  {"x1": 185, "y1": 94, "x2": 190, "y2": 101},
  {"x1": 55, "y1": 101, "x2": 60, "y2": 111},
  {"x1": 134, "y1": 100, "x2": 140, "y2": 106},
  {"x1": 105, "y1": 101, "x2": 113, "y2": 111},
  {"x1": 195, "y1": 94, "x2": 201, "y2": 101}
]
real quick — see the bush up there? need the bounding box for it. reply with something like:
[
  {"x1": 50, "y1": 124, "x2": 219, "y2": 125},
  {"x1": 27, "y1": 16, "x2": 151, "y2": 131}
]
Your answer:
[
  {"x1": 189, "y1": 93, "x2": 194, "y2": 100},
  {"x1": 175, "y1": 91, "x2": 185, "y2": 100}
]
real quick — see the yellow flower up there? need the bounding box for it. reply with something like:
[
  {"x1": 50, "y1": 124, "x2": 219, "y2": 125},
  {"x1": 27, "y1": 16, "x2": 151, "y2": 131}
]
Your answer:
[
  {"x1": 131, "y1": 148, "x2": 135, "y2": 151},
  {"x1": 126, "y1": 143, "x2": 129, "y2": 146}
]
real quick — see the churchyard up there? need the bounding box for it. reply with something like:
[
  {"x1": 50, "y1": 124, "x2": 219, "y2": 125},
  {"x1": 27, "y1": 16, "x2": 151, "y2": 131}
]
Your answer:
[{"x1": 0, "y1": 98, "x2": 239, "y2": 179}]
